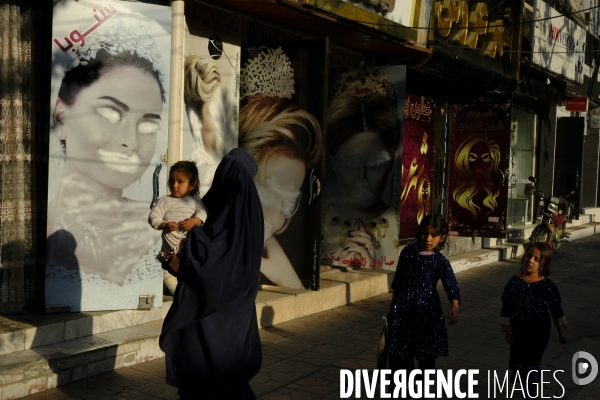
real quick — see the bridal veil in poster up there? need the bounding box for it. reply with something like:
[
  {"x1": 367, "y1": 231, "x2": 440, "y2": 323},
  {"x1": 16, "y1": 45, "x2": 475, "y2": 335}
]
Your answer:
[
  {"x1": 239, "y1": 42, "x2": 327, "y2": 290},
  {"x1": 321, "y1": 67, "x2": 405, "y2": 270},
  {"x1": 46, "y1": 0, "x2": 171, "y2": 311}
]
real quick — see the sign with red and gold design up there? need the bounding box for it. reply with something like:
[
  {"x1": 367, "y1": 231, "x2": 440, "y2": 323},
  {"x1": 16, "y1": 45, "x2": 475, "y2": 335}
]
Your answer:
[
  {"x1": 447, "y1": 96, "x2": 511, "y2": 238},
  {"x1": 399, "y1": 94, "x2": 435, "y2": 240}
]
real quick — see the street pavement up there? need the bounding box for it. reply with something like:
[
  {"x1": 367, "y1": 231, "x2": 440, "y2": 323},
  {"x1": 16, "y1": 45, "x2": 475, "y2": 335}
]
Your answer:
[{"x1": 23, "y1": 234, "x2": 600, "y2": 399}]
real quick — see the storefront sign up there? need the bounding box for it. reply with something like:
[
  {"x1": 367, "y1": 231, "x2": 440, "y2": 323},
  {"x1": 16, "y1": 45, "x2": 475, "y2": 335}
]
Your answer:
[
  {"x1": 532, "y1": 0, "x2": 586, "y2": 84},
  {"x1": 432, "y1": 0, "x2": 507, "y2": 58},
  {"x1": 399, "y1": 94, "x2": 435, "y2": 239},
  {"x1": 565, "y1": 97, "x2": 588, "y2": 111},
  {"x1": 300, "y1": 0, "x2": 420, "y2": 45},
  {"x1": 447, "y1": 96, "x2": 511, "y2": 238},
  {"x1": 339, "y1": 0, "x2": 413, "y2": 28}
]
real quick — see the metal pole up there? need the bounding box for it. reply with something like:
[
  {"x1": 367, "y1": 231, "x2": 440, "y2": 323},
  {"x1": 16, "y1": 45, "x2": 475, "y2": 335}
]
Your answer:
[{"x1": 167, "y1": 0, "x2": 185, "y2": 165}]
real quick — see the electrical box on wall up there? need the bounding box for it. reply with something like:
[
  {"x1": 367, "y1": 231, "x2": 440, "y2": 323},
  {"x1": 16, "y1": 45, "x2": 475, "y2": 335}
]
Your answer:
[{"x1": 138, "y1": 295, "x2": 155, "y2": 310}]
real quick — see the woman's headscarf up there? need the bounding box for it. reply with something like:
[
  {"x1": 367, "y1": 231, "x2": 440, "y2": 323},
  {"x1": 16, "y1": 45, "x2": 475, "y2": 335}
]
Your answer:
[{"x1": 160, "y1": 148, "x2": 264, "y2": 398}]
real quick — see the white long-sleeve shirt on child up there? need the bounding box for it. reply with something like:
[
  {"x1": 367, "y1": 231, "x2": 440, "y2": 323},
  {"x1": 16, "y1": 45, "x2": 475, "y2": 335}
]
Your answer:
[{"x1": 148, "y1": 195, "x2": 208, "y2": 253}]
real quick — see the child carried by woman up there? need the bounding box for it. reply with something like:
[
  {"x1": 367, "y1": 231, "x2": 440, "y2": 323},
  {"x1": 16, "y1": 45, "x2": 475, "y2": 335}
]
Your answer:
[{"x1": 149, "y1": 161, "x2": 207, "y2": 294}]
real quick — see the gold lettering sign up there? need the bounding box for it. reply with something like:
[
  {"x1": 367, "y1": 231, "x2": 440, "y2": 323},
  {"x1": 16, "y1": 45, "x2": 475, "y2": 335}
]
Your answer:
[{"x1": 434, "y1": 0, "x2": 507, "y2": 58}]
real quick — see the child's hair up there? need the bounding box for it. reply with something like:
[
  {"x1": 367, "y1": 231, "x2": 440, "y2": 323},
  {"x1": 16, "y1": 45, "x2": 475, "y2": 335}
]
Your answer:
[
  {"x1": 168, "y1": 161, "x2": 200, "y2": 196},
  {"x1": 415, "y1": 214, "x2": 449, "y2": 251},
  {"x1": 520, "y1": 242, "x2": 553, "y2": 276}
]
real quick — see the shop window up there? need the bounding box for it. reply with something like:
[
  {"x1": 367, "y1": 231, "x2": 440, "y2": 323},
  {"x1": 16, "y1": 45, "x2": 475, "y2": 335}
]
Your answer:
[{"x1": 507, "y1": 106, "x2": 537, "y2": 226}]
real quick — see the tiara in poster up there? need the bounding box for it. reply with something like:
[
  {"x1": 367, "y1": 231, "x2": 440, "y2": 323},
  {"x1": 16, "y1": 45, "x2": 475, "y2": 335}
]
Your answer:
[
  {"x1": 52, "y1": 1, "x2": 167, "y2": 92},
  {"x1": 332, "y1": 68, "x2": 396, "y2": 103},
  {"x1": 240, "y1": 46, "x2": 295, "y2": 100}
]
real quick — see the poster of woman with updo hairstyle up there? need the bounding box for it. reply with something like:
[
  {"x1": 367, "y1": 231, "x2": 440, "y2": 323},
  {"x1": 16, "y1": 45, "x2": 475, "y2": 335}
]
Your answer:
[{"x1": 182, "y1": 4, "x2": 241, "y2": 197}]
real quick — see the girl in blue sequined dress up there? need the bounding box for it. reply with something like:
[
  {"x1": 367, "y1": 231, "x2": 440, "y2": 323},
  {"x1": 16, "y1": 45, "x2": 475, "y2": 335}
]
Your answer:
[
  {"x1": 388, "y1": 214, "x2": 460, "y2": 372},
  {"x1": 501, "y1": 242, "x2": 567, "y2": 396}
]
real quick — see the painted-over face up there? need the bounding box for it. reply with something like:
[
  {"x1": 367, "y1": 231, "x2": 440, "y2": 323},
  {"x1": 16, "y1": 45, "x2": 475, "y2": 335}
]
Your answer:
[
  {"x1": 57, "y1": 66, "x2": 162, "y2": 189},
  {"x1": 468, "y1": 141, "x2": 492, "y2": 178},
  {"x1": 333, "y1": 131, "x2": 393, "y2": 211},
  {"x1": 419, "y1": 225, "x2": 446, "y2": 252},
  {"x1": 522, "y1": 247, "x2": 542, "y2": 276},
  {"x1": 256, "y1": 155, "x2": 305, "y2": 241}
]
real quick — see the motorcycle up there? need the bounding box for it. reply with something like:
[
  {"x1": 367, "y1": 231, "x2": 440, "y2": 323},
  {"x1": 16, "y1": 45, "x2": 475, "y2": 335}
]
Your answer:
[{"x1": 525, "y1": 176, "x2": 575, "y2": 251}]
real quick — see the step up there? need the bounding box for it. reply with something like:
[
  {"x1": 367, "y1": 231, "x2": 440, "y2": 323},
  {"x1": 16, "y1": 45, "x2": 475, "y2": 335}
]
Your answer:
[
  {"x1": 445, "y1": 235, "x2": 482, "y2": 257},
  {"x1": 447, "y1": 248, "x2": 502, "y2": 273},
  {"x1": 0, "y1": 301, "x2": 171, "y2": 357},
  {"x1": 582, "y1": 207, "x2": 600, "y2": 222},
  {"x1": 0, "y1": 320, "x2": 164, "y2": 399},
  {"x1": 399, "y1": 235, "x2": 483, "y2": 259},
  {"x1": 256, "y1": 268, "x2": 392, "y2": 328},
  {"x1": 567, "y1": 213, "x2": 593, "y2": 226},
  {"x1": 564, "y1": 223, "x2": 599, "y2": 241}
]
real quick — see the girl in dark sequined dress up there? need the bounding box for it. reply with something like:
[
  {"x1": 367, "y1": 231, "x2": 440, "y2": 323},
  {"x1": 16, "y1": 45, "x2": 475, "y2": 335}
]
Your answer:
[
  {"x1": 501, "y1": 242, "x2": 567, "y2": 397},
  {"x1": 388, "y1": 214, "x2": 460, "y2": 372}
]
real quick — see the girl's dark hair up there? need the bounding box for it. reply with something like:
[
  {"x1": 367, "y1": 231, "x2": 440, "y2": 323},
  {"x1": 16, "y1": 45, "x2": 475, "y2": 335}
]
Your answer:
[
  {"x1": 168, "y1": 161, "x2": 200, "y2": 196},
  {"x1": 57, "y1": 48, "x2": 165, "y2": 106},
  {"x1": 415, "y1": 214, "x2": 449, "y2": 251},
  {"x1": 520, "y1": 242, "x2": 553, "y2": 276}
]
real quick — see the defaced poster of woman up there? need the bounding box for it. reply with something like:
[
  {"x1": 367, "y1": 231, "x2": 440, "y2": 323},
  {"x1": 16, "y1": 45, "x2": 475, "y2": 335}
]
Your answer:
[
  {"x1": 239, "y1": 41, "x2": 327, "y2": 290},
  {"x1": 447, "y1": 97, "x2": 511, "y2": 237},
  {"x1": 321, "y1": 67, "x2": 405, "y2": 270},
  {"x1": 46, "y1": 0, "x2": 171, "y2": 311},
  {"x1": 182, "y1": 3, "x2": 240, "y2": 197}
]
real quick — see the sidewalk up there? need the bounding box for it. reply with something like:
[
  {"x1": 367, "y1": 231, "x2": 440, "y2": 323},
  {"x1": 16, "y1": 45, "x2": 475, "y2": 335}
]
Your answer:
[{"x1": 20, "y1": 234, "x2": 600, "y2": 400}]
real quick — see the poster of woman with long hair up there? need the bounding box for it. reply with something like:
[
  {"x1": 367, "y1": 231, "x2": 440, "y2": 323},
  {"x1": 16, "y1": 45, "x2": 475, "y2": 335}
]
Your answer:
[
  {"x1": 46, "y1": 0, "x2": 171, "y2": 311},
  {"x1": 447, "y1": 97, "x2": 511, "y2": 238},
  {"x1": 239, "y1": 41, "x2": 327, "y2": 290}
]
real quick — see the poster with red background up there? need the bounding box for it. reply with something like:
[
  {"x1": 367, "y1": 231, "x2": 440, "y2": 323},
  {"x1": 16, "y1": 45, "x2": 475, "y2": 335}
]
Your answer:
[
  {"x1": 399, "y1": 94, "x2": 435, "y2": 240},
  {"x1": 447, "y1": 97, "x2": 511, "y2": 238}
]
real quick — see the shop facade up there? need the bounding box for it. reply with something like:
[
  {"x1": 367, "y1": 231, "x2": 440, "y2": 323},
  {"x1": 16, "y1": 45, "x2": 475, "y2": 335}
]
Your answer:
[{"x1": 1, "y1": 0, "x2": 598, "y2": 314}]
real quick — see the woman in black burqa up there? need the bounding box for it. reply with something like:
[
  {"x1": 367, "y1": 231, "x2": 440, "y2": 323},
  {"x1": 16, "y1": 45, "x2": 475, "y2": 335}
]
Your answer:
[{"x1": 159, "y1": 148, "x2": 264, "y2": 399}]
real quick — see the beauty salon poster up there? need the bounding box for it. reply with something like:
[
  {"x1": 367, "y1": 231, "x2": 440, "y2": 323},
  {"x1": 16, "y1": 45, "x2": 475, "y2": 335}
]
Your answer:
[
  {"x1": 183, "y1": 3, "x2": 241, "y2": 196},
  {"x1": 321, "y1": 66, "x2": 406, "y2": 270},
  {"x1": 239, "y1": 40, "x2": 328, "y2": 290},
  {"x1": 46, "y1": 0, "x2": 171, "y2": 311},
  {"x1": 447, "y1": 96, "x2": 511, "y2": 238},
  {"x1": 399, "y1": 94, "x2": 435, "y2": 240}
]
